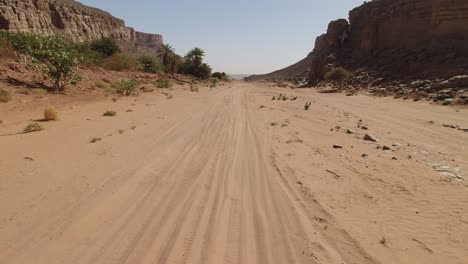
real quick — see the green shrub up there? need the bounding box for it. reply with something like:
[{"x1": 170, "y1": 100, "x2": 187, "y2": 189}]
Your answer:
[
  {"x1": 10, "y1": 33, "x2": 81, "y2": 91},
  {"x1": 212, "y1": 72, "x2": 228, "y2": 81},
  {"x1": 178, "y1": 61, "x2": 212, "y2": 80},
  {"x1": 90, "y1": 37, "x2": 120, "y2": 57},
  {"x1": 137, "y1": 56, "x2": 161, "y2": 73},
  {"x1": 193, "y1": 63, "x2": 212, "y2": 80},
  {"x1": 324, "y1": 67, "x2": 352, "y2": 89},
  {"x1": 0, "y1": 89, "x2": 11, "y2": 103},
  {"x1": 116, "y1": 79, "x2": 139, "y2": 96},
  {"x1": 75, "y1": 43, "x2": 104, "y2": 67},
  {"x1": 100, "y1": 53, "x2": 137, "y2": 71},
  {"x1": 155, "y1": 77, "x2": 173, "y2": 89}
]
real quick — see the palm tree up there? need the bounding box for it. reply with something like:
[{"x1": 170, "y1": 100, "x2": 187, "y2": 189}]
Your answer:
[
  {"x1": 170, "y1": 55, "x2": 182, "y2": 76},
  {"x1": 186, "y1": 47, "x2": 205, "y2": 67},
  {"x1": 157, "y1": 44, "x2": 175, "y2": 67}
]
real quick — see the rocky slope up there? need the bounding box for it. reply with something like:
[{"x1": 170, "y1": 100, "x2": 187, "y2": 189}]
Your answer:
[
  {"x1": 245, "y1": 54, "x2": 311, "y2": 85},
  {"x1": 247, "y1": 0, "x2": 468, "y2": 104},
  {"x1": 0, "y1": 0, "x2": 163, "y2": 55}
]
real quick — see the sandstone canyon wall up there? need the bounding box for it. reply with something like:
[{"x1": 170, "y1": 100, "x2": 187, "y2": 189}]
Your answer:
[
  {"x1": 309, "y1": 0, "x2": 468, "y2": 84},
  {"x1": 247, "y1": 0, "x2": 468, "y2": 86},
  {"x1": 0, "y1": 0, "x2": 163, "y2": 55}
]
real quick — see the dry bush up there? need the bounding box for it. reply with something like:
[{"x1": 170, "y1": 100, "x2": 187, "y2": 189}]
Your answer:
[
  {"x1": 44, "y1": 107, "x2": 59, "y2": 121},
  {"x1": 103, "y1": 110, "x2": 117, "y2": 117},
  {"x1": 0, "y1": 89, "x2": 12, "y2": 102},
  {"x1": 23, "y1": 122, "x2": 43, "y2": 133}
]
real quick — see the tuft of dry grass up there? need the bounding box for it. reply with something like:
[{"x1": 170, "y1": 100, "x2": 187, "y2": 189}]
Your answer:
[
  {"x1": 380, "y1": 236, "x2": 387, "y2": 246},
  {"x1": 0, "y1": 89, "x2": 11, "y2": 103},
  {"x1": 44, "y1": 107, "x2": 59, "y2": 121},
  {"x1": 23, "y1": 123, "x2": 43, "y2": 133},
  {"x1": 90, "y1": 137, "x2": 102, "y2": 143},
  {"x1": 103, "y1": 110, "x2": 117, "y2": 117},
  {"x1": 16, "y1": 88, "x2": 31, "y2": 95}
]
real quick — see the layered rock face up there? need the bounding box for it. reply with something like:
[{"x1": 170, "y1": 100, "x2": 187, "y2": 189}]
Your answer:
[
  {"x1": 309, "y1": 0, "x2": 468, "y2": 84},
  {"x1": 0, "y1": 0, "x2": 162, "y2": 53}
]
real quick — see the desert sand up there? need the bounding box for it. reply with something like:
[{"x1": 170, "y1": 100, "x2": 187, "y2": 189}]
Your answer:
[{"x1": 1, "y1": 82, "x2": 467, "y2": 264}]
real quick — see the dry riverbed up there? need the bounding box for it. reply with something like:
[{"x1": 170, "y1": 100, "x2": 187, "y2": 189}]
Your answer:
[{"x1": 1, "y1": 81, "x2": 467, "y2": 264}]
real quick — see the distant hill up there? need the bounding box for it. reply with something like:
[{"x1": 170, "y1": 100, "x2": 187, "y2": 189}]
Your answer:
[{"x1": 228, "y1": 74, "x2": 251, "y2": 80}]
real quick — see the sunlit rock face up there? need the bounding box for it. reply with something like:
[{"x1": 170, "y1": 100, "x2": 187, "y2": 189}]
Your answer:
[
  {"x1": 308, "y1": 0, "x2": 468, "y2": 84},
  {"x1": 0, "y1": 0, "x2": 163, "y2": 52}
]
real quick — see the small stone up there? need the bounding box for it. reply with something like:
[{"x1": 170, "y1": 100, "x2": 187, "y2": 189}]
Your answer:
[
  {"x1": 333, "y1": 144, "x2": 343, "y2": 149},
  {"x1": 346, "y1": 129, "x2": 354, "y2": 134},
  {"x1": 362, "y1": 153, "x2": 368, "y2": 158},
  {"x1": 382, "y1": 146, "x2": 391, "y2": 151},
  {"x1": 364, "y1": 134, "x2": 379, "y2": 142},
  {"x1": 392, "y1": 157, "x2": 398, "y2": 160},
  {"x1": 361, "y1": 126, "x2": 369, "y2": 130}
]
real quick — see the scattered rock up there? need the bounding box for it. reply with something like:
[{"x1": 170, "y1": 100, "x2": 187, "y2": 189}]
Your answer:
[
  {"x1": 392, "y1": 157, "x2": 398, "y2": 160},
  {"x1": 346, "y1": 129, "x2": 354, "y2": 134},
  {"x1": 364, "y1": 134, "x2": 379, "y2": 142},
  {"x1": 382, "y1": 146, "x2": 392, "y2": 151},
  {"x1": 333, "y1": 144, "x2": 343, "y2": 149},
  {"x1": 362, "y1": 153, "x2": 368, "y2": 158}
]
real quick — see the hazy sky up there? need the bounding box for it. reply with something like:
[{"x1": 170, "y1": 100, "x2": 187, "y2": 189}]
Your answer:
[{"x1": 79, "y1": 0, "x2": 363, "y2": 74}]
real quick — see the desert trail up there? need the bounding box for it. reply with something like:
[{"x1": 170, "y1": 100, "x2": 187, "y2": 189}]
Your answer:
[{"x1": 1, "y1": 82, "x2": 467, "y2": 264}]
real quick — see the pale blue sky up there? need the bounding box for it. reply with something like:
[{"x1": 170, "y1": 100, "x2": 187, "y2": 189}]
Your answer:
[{"x1": 79, "y1": 0, "x2": 363, "y2": 74}]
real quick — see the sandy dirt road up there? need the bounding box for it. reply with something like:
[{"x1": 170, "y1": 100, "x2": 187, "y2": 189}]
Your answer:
[{"x1": 1, "y1": 82, "x2": 467, "y2": 264}]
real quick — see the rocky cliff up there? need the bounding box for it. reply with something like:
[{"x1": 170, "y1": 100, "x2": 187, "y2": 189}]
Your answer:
[
  {"x1": 0, "y1": 0, "x2": 163, "y2": 54},
  {"x1": 328, "y1": 0, "x2": 468, "y2": 83},
  {"x1": 248, "y1": 0, "x2": 468, "y2": 89}
]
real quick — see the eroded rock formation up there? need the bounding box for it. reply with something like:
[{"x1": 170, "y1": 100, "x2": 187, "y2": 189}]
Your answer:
[
  {"x1": 0, "y1": 0, "x2": 163, "y2": 54},
  {"x1": 309, "y1": 0, "x2": 468, "y2": 84},
  {"x1": 248, "y1": 0, "x2": 468, "y2": 92}
]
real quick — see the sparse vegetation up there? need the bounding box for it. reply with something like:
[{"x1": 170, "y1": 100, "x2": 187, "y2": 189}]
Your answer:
[
  {"x1": 44, "y1": 107, "x2": 59, "y2": 121},
  {"x1": 0, "y1": 89, "x2": 12, "y2": 102},
  {"x1": 95, "y1": 82, "x2": 106, "y2": 89},
  {"x1": 304, "y1": 102, "x2": 312, "y2": 110},
  {"x1": 103, "y1": 110, "x2": 117, "y2": 117},
  {"x1": 23, "y1": 122, "x2": 43, "y2": 133},
  {"x1": 100, "y1": 53, "x2": 137, "y2": 71},
  {"x1": 324, "y1": 67, "x2": 352, "y2": 89},
  {"x1": 190, "y1": 79, "x2": 199, "y2": 92},
  {"x1": 16, "y1": 88, "x2": 31, "y2": 95},
  {"x1": 442, "y1": 99, "x2": 452, "y2": 106},
  {"x1": 116, "y1": 79, "x2": 139, "y2": 96},
  {"x1": 155, "y1": 77, "x2": 173, "y2": 89},
  {"x1": 137, "y1": 56, "x2": 161, "y2": 73},
  {"x1": 9, "y1": 33, "x2": 81, "y2": 91},
  {"x1": 210, "y1": 78, "x2": 218, "y2": 88}
]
